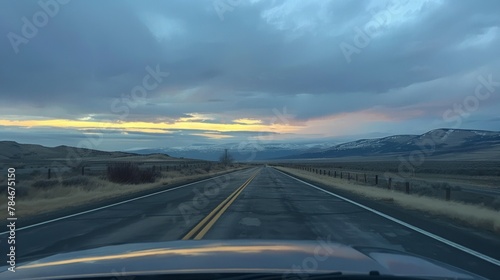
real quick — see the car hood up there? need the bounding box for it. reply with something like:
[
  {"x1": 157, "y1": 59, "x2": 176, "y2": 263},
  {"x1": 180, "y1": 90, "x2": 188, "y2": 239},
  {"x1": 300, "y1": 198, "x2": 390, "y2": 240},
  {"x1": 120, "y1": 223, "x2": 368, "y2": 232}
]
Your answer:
[{"x1": 0, "y1": 240, "x2": 486, "y2": 279}]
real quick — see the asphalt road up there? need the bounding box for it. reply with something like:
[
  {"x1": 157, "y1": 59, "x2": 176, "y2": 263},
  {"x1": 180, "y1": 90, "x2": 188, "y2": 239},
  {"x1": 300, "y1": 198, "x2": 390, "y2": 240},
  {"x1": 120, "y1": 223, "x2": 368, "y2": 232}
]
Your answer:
[{"x1": 1, "y1": 166, "x2": 499, "y2": 279}]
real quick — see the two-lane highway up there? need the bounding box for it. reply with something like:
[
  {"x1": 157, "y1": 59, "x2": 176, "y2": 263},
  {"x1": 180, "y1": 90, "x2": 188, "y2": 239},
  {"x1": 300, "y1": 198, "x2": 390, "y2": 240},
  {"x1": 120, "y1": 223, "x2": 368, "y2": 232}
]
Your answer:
[
  {"x1": 2, "y1": 168, "x2": 259, "y2": 263},
  {"x1": 1, "y1": 166, "x2": 499, "y2": 279}
]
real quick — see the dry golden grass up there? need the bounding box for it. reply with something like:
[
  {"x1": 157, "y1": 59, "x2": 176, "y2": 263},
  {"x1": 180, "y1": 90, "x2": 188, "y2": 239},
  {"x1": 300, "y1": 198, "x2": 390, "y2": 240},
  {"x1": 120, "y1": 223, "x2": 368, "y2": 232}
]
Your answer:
[
  {"x1": 275, "y1": 167, "x2": 500, "y2": 234},
  {"x1": 0, "y1": 166, "x2": 246, "y2": 220}
]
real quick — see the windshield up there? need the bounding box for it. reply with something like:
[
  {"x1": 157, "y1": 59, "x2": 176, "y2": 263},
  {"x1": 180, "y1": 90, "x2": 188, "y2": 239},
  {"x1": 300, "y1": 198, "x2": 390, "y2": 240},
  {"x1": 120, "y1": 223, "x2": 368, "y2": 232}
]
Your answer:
[{"x1": 0, "y1": 1, "x2": 499, "y2": 280}]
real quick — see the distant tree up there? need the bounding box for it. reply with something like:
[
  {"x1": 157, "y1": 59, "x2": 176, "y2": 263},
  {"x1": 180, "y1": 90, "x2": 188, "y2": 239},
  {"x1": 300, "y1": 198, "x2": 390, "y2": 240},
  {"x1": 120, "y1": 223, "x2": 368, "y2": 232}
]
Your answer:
[{"x1": 219, "y1": 149, "x2": 234, "y2": 166}]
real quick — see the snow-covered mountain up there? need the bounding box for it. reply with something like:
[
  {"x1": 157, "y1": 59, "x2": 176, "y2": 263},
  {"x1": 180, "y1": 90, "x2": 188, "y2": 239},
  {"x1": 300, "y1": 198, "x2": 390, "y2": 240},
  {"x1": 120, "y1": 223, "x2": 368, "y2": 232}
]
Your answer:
[{"x1": 284, "y1": 128, "x2": 500, "y2": 160}]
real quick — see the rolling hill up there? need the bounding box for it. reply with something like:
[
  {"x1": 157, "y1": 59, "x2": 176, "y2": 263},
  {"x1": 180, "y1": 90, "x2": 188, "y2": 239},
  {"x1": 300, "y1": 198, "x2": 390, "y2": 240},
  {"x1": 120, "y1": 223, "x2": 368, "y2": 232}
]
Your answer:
[{"x1": 0, "y1": 141, "x2": 135, "y2": 161}]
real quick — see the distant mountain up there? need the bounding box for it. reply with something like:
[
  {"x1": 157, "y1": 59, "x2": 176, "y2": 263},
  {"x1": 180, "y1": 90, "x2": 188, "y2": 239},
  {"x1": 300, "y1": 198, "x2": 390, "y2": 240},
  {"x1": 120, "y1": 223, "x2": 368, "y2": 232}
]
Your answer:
[
  {"x1": 282, "y1": 129, "x2": 500, "y2": 160},
  {"x1": 0, "y1": 141, "x2": 136, "y2": 161},
  {"x1": 0, "y1": 140, "x2": 333, "y2": 162},
  {"x1": 130, "y1": 142, "x2": 336, "y2": 161},
  {"x1": 5, "y1": 128, "x2": 497, "y2": 162}
]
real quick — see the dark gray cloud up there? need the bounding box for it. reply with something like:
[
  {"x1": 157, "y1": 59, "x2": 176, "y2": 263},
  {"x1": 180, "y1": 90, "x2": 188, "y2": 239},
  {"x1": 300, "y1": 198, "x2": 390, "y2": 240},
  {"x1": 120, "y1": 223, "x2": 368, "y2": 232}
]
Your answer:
[{"x1": 1, "y1": 0, "x2": 499, "y2": 149}]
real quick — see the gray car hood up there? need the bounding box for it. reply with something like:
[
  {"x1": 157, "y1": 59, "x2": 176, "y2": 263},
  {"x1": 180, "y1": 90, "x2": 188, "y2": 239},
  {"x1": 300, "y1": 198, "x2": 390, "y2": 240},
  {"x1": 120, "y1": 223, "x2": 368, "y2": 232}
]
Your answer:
[{"x1": 0, "y1": 240, "x2": 486, "y2": 279}]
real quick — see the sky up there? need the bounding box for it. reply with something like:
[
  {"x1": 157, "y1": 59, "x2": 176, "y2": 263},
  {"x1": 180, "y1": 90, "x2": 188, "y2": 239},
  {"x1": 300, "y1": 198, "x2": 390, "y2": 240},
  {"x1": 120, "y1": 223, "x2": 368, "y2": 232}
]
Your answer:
[{"x1": 0, "y1": 0, "x2": 499, "y2": 151}]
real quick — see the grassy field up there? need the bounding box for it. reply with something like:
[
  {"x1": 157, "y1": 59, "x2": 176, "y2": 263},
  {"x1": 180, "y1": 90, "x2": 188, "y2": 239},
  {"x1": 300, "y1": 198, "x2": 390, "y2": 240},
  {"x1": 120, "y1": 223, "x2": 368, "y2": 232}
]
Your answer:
[
  {"x1": 0, "y1": 161, "x2": 246, "y2": 220},
  {"x1": 275, "y1": 166, "x2": 500, "y2": 234},
  {"x1": 275, "y1": 160, "x2": 500, "y2": 210},
  {"x1": 284, "y1": 160, "x2": 500, "y2": 177}
]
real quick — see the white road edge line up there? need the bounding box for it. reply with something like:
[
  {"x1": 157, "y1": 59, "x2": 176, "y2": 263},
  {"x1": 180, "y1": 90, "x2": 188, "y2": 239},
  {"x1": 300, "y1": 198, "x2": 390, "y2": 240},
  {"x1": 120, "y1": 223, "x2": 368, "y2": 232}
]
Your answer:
[
  {"x1": 275, "y1": 168, "x2": 500, "y2": 267},
  {"x1": 0, "y1": 170, "x2": 249, "y2": 235}
]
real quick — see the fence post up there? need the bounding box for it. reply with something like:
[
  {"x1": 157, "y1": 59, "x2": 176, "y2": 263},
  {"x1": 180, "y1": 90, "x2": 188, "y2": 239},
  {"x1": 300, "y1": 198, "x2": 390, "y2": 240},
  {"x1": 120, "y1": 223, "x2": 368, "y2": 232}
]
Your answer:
[
  {"x1": 388, "y1": 178, "x2": 392, "y2": 190},
  {"x1": 375, "y1": 175, "x2": 378, "y2": 185},
  {"x1": 340, "y1": 172, "x2": 343, "y2": 179},
  {"x1": 81, "y1": 166, "x2": 85, "y2": 176},
  {"x1": 364, "y1": 174, "x2": 367, "y2": 183},
  {"x1": 334, "y1": 171, "x2": 337, "y2": 178},
  {"x1": 328, "y1": 170, "x2": 330, "y2": 176},
  {"x1": 405, "y1": 182, "x2": 410, "y2": 194},
  {"x1": 48, "y1": 168, "x2": 51, "y2": 179}
]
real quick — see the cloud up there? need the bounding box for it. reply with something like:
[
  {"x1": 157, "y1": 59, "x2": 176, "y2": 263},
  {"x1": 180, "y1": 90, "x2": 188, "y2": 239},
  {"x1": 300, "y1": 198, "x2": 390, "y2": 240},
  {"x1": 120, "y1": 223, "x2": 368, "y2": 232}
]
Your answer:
[{"x1": 0, "y1": 0, "x2": 499, "y2": 149}]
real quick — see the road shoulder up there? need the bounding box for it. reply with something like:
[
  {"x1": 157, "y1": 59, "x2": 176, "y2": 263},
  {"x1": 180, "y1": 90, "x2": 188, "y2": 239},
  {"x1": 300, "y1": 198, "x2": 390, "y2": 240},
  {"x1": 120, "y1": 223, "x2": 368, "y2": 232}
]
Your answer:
[{"x1": 274, "y1": 166, "x2": 500, "y2": 261}]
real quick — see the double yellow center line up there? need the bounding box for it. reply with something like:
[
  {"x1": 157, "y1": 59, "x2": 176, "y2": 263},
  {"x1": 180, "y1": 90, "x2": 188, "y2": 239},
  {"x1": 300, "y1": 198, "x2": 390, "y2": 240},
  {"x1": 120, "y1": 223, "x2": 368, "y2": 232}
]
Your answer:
[{"x1": 182, "y1": 170, "x2": 260, "y2": 240}]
